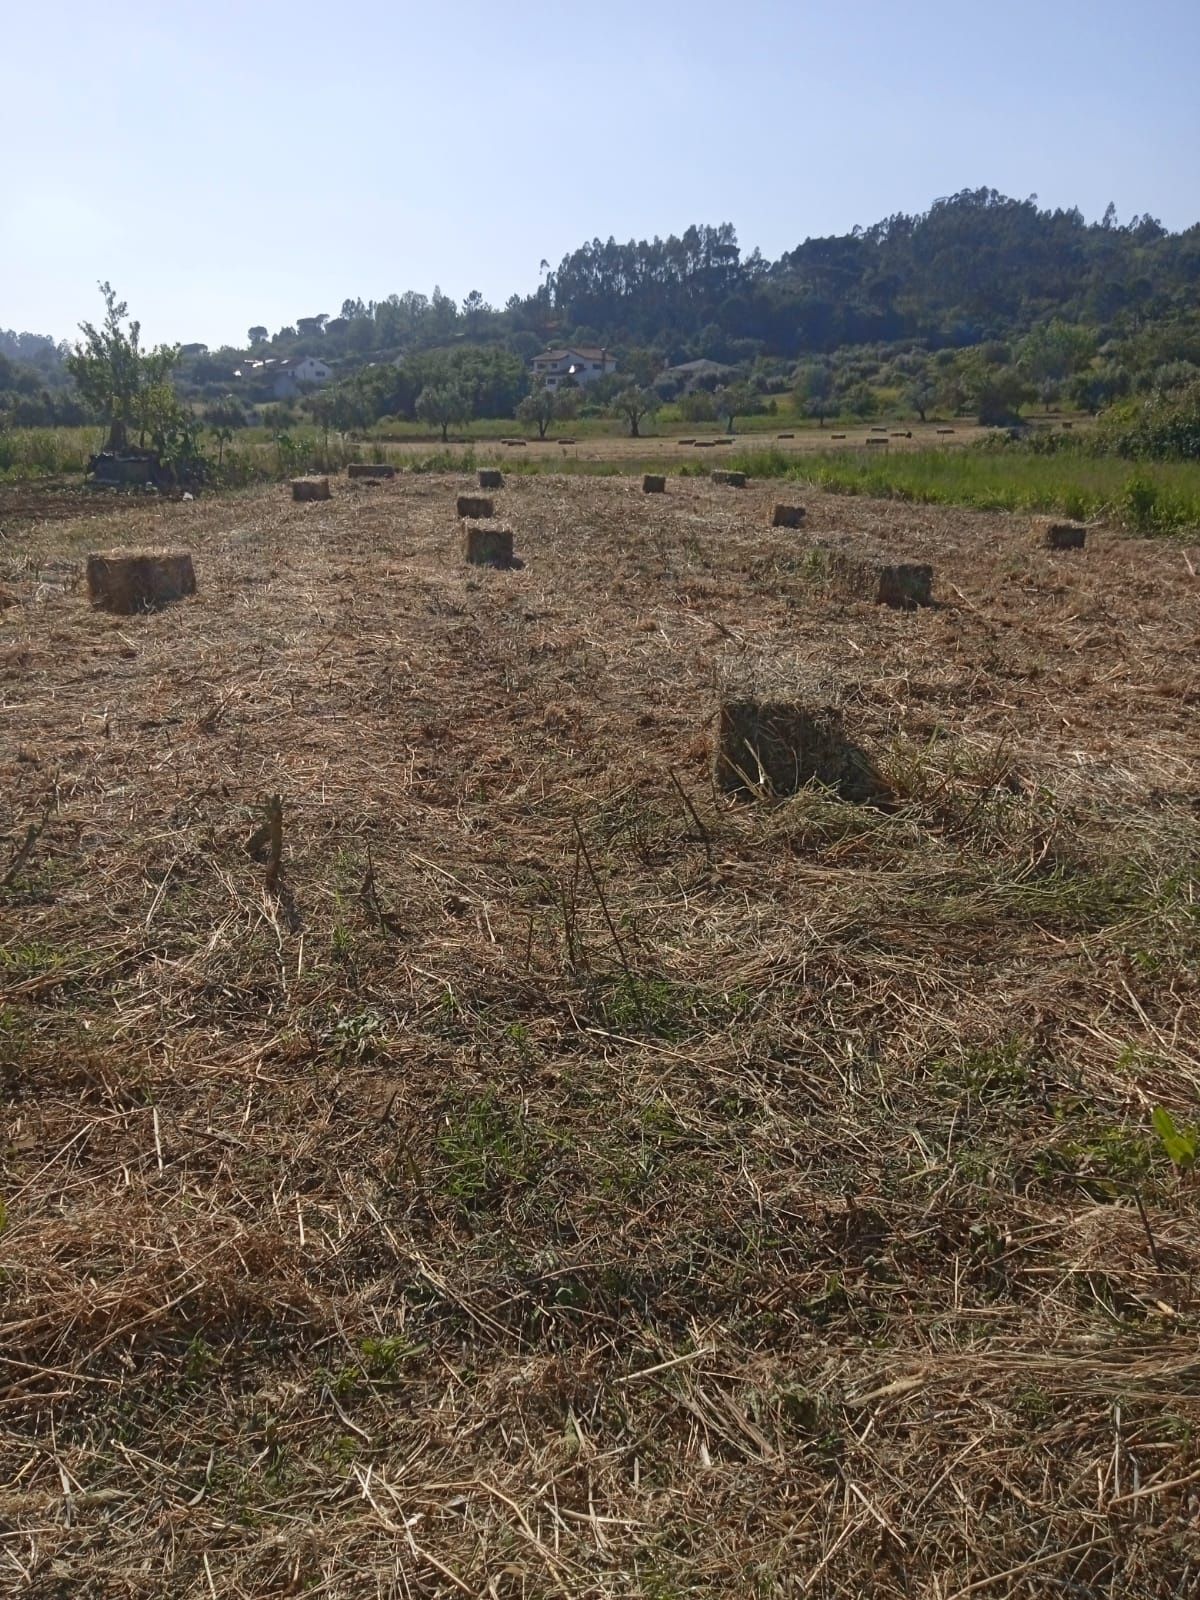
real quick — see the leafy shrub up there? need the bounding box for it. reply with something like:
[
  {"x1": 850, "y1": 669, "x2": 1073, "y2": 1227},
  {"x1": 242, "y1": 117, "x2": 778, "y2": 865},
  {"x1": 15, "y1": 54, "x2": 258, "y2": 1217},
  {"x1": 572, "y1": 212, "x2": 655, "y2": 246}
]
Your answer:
[{"x1": 1098, "y1": 380, "x2": 1200, "y2": 461}]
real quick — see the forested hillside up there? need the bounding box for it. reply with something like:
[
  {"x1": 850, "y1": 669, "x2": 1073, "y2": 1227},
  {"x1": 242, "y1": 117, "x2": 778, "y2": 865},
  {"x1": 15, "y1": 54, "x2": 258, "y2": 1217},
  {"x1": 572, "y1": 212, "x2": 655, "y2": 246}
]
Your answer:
[{"x1": 4, "y1": 188, "x2": 1200, "y2": 428}]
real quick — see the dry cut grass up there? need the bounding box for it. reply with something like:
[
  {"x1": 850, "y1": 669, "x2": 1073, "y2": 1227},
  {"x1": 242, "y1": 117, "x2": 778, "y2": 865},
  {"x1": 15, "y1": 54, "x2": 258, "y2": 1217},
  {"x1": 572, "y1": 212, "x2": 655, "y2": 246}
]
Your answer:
[{"x1": 1, "y1": 472, "x2": 1199, "y2": 1597}]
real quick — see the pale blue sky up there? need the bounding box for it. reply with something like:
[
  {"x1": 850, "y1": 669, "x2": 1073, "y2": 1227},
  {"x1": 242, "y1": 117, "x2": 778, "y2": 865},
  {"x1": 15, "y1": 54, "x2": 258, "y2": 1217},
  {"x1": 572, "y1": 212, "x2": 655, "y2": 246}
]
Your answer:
[{"x1": 4, "y1": 0, "x2": 1198, "y2": 349}]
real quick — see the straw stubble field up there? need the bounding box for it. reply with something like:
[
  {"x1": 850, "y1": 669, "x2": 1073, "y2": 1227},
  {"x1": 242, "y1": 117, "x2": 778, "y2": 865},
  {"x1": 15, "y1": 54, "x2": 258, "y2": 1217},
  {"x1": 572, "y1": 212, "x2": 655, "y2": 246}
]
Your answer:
[{"x1": 1, "y1": 473, "x2": 1199, "y2": 1597}]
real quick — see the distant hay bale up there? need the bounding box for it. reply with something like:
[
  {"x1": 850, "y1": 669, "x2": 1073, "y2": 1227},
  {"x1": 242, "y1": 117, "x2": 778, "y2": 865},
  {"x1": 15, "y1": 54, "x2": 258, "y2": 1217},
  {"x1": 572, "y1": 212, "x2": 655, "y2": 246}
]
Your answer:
[
  {"x1": 505, "y1": 439, "x2": 528, "y2": 448},
  {"x1": 1062, "y1": 422, "x2": 1074, "y2": 430},
  {"x1": 643, "y1": 475, "x2": 666, "y2": 494},
  {"x1": 711, "y1": 471, "x2": 747, "y2": 487},
  {"x1": 714, "y1": 697, "x2": 878, "y2": 801},
  {"x1": 463, "y1": 522, "x2": 514, "y2": 567},
  {"x1": 771, "y1": 503, "x2": 806, "y2": 528},
  {"x1": 714, "y1": 438, "x2": 734, "y2": 445},
  {"x1": 694, "y1": 441, "x2": 716, "y2": 449},
  {"x1": 871, "y1": 427, "x2": 888, "y2": 433},
  {"x1": 292, "y1": 476, "x2": 330, "y2": 501},
  {"x1": 776, "y1": 432, "x2": 795, "y2": 439},
  {"x1": 557, "y1": 437, "x2": 577, "y2": 445},
  {"x1": 478, "y1": 469, "x2": 503, "y2": 490},
  {"x1": 865, "y1": 437, "x2": 889, "y2": 447},
  {"x1": 828, "y1": 550, "x2": 933, "y2": 609},
  {"x1": 890, "y1": 431, "x2": 912, "y2": 438},
  {"x1": 936, "y1": 428, "x2": 955, "y2": 435},
  {"x1": 831, "y1": 433, "x2": 847, "y2": 440},
  {"x1": 678, "y1": 438, "x2": 696, "y2": 445},
  {"x1": 86, "y1": 550, "x2": 196, "y2": 614},
  {"x1": 347, "y1": 463, "x2": 395, "y2": 479},
  {"x1": 456, "y1": 495, "x2": 495, "y2": 519},
  {"x1": 1031, "y1": 516, "x2": 1087, "y2": 550}
]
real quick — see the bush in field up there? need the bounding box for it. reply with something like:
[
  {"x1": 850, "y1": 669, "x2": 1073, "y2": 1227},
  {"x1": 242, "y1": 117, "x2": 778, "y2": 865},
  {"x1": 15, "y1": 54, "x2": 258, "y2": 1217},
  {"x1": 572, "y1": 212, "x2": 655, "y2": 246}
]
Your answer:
[
  {"x1": 1097, "y1": 380, "x2": 1200, "y2": 460},
  {"x1": 1070, "y1": 366, "x2": 1131, "y2": 415}
]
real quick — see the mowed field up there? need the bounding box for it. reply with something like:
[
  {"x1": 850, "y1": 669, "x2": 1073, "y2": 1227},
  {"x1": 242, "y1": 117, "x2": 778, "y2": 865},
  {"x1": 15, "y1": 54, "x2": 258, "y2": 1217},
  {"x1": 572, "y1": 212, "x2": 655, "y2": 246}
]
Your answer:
[{"x1": 2, "y1": 472, "x2": 1199, "y2": 1598}]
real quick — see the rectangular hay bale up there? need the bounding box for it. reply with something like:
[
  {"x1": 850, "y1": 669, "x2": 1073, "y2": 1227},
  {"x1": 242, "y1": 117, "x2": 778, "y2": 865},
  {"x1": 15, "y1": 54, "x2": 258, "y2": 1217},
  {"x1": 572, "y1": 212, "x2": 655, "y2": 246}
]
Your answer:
[
  {"x1": 711, "y1": 470, "x2": 747, "y2": 487},
  {"x1": 1031, "y1": 516, "x2": 1086, "y2": 550},
  {"x1": 478, "y1": 469, "x2": 503, "y2": 490},
  {"x1": 463, "y1": 522, "x2": 514, "y2": 567},
  {"x1": 87, "y1": 550, "x2": 196, "y2": 613},
  {"x1": 771, "y1": 503, "x2": 806, "y2": 528},
  {"x1": 347, "y1": 463, "x2": 395, "y2": 479},
  {"x1": 828, "y1": 550, "x2": 933, "y2": 609},
  {"x1": 643, "y1": 475, "x2": 666, "y2": 494},
  {"x1": 292, "y1": 476, "x2": 330, "y2": 501},
  {"x1": 456, "y1": 495, "x2": 495, "y2": 519},
  {"x1": 714, "y1": 699, "x2": 876, "y2": 801}
]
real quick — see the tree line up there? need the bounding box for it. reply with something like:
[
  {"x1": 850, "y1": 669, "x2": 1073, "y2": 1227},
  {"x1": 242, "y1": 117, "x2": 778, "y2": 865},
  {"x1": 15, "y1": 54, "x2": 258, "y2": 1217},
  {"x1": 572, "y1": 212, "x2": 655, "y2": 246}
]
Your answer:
[{"x1": 3, "y1": 188, "x2": 1200, "y2": 439}]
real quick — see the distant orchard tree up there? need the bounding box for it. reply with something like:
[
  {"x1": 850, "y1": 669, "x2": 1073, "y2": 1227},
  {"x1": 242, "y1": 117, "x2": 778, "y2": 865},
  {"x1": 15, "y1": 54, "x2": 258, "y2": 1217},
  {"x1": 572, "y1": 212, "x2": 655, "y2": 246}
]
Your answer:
[
  {"x1": 793, "y1": 364, "x2": 834, "y2": 427},
  {"x1": 247, "y1": 326, "x2": 268, "y2": 345},
  {"x1": 416, "y1": 383, "x2": 471, "y2": 442},
  {"x1": 974, "y1": 368, "x2": 1035, "y2": 426},
  {"x1": 611, "y1": 386, "x2": 659, "y2": 439},
  {"x1": 905, "y1": 375, "x2": 937, "y2": 422},
  {"x1": 714, "y1": 383, "x2": 757, "y2": 434},
  {"x1": 67, "y1": 282, "x2": 180, "y2": 452},
  {"x1": 516, "y1": 381, "x2": 575, "y2": 439},
  {"x1": 203, "y1": 393, "x2": 246, "y2": 430},
  {"x1": 679, "y1": 390, "x2": 717, "y2": 423},
  {"x1": 841, "y1": 382, "x2": 878, "y2": 420}
]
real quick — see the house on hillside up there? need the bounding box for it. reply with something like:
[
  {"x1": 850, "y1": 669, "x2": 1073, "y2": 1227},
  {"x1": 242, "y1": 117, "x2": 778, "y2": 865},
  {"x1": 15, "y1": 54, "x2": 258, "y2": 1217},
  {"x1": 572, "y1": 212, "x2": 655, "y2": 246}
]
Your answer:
[
  {"x1": 530, "y1": 346, "x2": 617, "y2": 391},
  {"x1": 659, "y1": 358, "x2": 735, "y2": 394},
  {"x1": 233, "y1": 355, "x2": 333, "y2": 399}
]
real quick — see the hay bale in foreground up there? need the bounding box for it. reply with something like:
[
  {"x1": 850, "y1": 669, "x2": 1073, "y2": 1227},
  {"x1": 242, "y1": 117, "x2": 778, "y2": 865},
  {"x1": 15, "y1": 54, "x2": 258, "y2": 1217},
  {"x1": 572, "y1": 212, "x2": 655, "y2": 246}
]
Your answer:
[
  {"x1": 478, "y1": 469, "x2": 503, "y2": 490},
  {"x1": 1031, "y1": 516, "x2": 1087, "y2": 550},
  {"x1": 711, "y1": 470, "x2": 747, "y2": 487},
  {"x1": 715, "y1": 698, "x2": 877, "y2": 801},
  {"x1": 643, "y1": 475, "x2": 666, "y2": 494},
  {"x1": 463, "y1": 522, "x2": 514, "y2": 568},
  {"x1": 292, "y1": 476, "x2": 330, "y2": 502},
  {"x1": 347, "y1": 463, "x2": 395, "y2": 480},
  {"x1": 86, "y1": 551, "x2": 196, "y2": 613},
  {"x1": 771, "y1": 503, "x2": 806, "y2": 528},
  {"x1": 456, "y1": 495, "x2": 495, "y2": 520},
  {"x1": 828, "y1": 550, "x2": 933, "y2": 609}
]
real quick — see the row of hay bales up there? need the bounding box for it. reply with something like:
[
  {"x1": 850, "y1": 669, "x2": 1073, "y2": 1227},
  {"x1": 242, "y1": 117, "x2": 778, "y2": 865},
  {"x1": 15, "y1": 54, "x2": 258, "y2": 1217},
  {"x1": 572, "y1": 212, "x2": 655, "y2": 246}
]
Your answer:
[{"x1": 82, "y1": 463, "x2": 1089, "y2": 614}]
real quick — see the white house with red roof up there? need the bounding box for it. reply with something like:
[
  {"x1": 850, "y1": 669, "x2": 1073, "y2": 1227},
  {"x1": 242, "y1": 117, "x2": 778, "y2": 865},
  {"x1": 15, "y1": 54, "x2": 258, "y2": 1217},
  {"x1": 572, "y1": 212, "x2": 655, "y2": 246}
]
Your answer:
[{"x1": 530, "y1": 346, "x2": 617, "y2": 391}]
